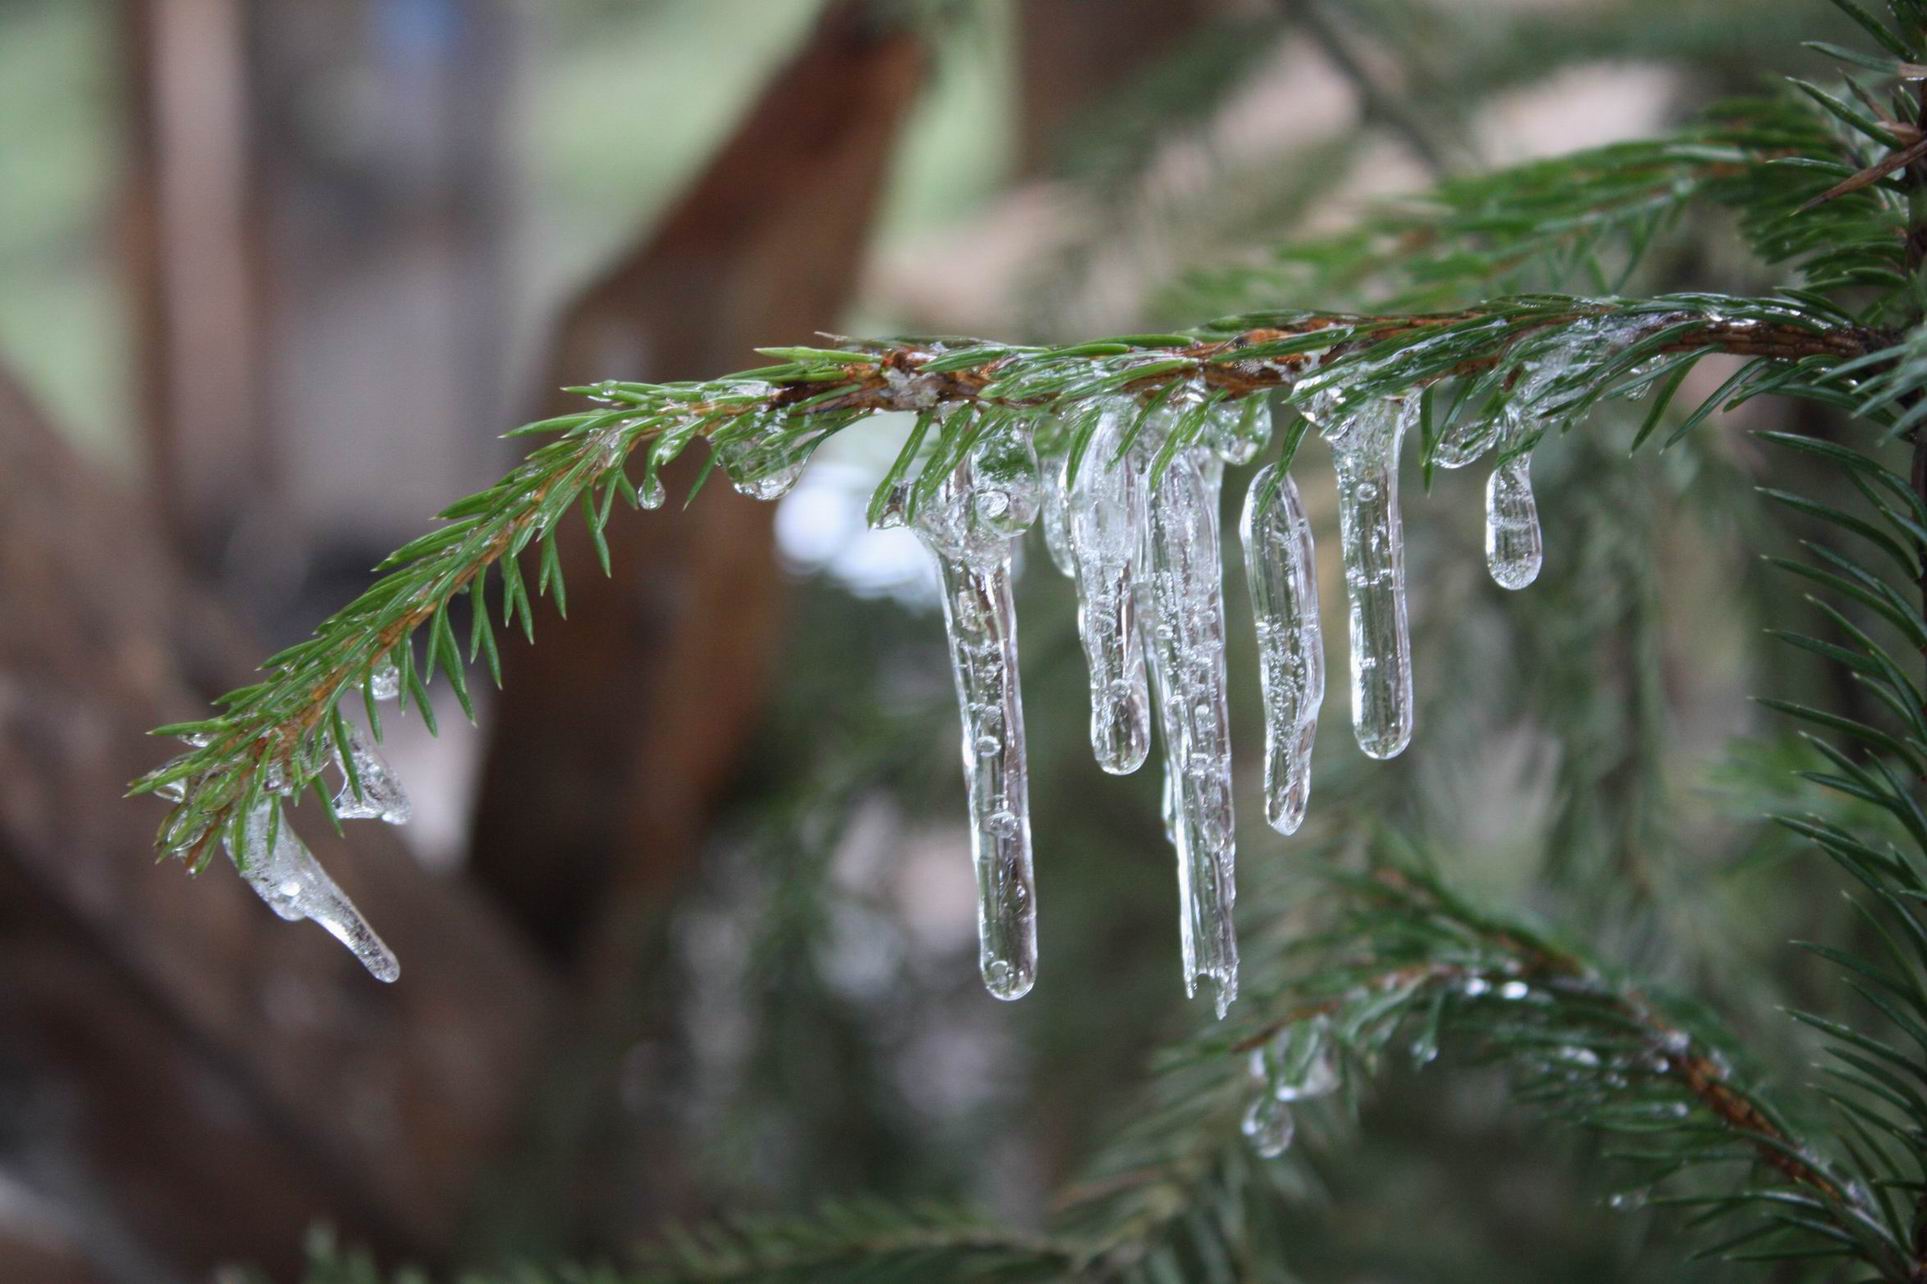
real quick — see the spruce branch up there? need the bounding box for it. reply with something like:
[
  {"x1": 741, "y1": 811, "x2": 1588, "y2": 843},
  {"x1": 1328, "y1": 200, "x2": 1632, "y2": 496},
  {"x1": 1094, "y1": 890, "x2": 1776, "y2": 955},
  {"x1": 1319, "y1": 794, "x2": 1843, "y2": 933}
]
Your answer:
[{"x1": 131, "y1": 294, "x2": 1883, "y2": 884}]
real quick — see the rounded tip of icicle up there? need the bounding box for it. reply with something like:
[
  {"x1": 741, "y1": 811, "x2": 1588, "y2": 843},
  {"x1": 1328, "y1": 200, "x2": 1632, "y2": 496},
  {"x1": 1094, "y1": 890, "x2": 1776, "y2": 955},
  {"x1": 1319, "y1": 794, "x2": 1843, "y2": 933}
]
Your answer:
[
  {"x1": 361, "y1": 952, "x2": 401, "y2": 983},
  {"x1": 981, "y1": 957, "x2": 1034, "y2": 1001},
  {"x1": 1355, "y1": 732, "x2": 1412, "y2": 762}
]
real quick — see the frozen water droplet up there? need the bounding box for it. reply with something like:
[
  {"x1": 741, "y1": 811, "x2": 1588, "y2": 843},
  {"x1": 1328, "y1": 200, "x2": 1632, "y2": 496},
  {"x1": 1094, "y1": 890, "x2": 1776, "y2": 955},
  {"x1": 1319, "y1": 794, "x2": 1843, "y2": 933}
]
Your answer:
[
  {"x1": 1137, "y1": 422, "x2": 1238, "y2": 1013},
  {"x1": 1242, "y1": 1093, "x2": 1295, "y2": 1158},
  {"x1": 1432, "y1": 412, "x2": 1493, "y2": 469},
  {"x1": 719, "y1": 411, "x2": 810, "y2": 502},
  {"x1": 1484, "y1": 455, "x2": 1541, "y2": 589},
  {"x1": 368, "y1": 655, "x2": 401, "y2": 702},
  {"x1": 332, "y1": 723, "x2": 413, "y2": 825},
  {"x1": 1205, "y1": 396, "x2": 1273, "y2": 465},
  {"x1": 1067, "y1": 401, "x2": 1152, "y2": 775},
  {"x1": 1262, "y1": 1016, "x2": 1341, "y2": 1101},
  {"x1": 1497, "y1": 979, "x2": 1530, "y2": 1001},
  {"x1": 1461, "y1": 975, "x2": 1492, "y2": 997},
  {"x1": 1242, "y1": 466, "x2": 1324, "y2": 835},
  {"x1": 1305, "y1": 396, "x2": 1414, "y2": 760},
  {"x1": 913, "y1": 456, "x2": 1038, "y2": 1002},
  {"x1": 637, "y1": 470, "x2": 667, "y2": 511},
  {"x1": 228, "y1": 802, "x2": 399, "y2": 982}
]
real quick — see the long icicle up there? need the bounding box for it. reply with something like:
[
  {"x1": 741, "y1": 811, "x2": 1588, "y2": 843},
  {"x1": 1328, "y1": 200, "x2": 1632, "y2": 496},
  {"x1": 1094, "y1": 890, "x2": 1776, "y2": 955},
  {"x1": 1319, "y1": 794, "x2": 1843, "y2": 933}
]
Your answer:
[
  {"x1": 1138, "y1": 421, "x2": 1238, "y2": 1016},
  {"x1": 1066, "y1": 398, "x2": 1151, "y2": 775},
  {"x1": 913, "y1": 435, "x2": 1039, "y2": 1001},
  {"x1": 1242, "y1": 464, "x2": 1324, "y2": 834},
  {"x1": 1314, "y1": 396, "x2": 1415, "y2": 760}
]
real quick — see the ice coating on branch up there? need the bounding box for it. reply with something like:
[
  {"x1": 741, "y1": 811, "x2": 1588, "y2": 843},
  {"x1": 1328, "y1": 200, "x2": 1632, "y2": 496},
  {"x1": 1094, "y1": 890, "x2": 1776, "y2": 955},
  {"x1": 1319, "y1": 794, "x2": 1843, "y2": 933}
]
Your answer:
[
  {"x1": 912, "y1": 438, "x2": 1038, "y2": 1001},
  {"x1": 1137, "y1": 425, "x2": 1239, "y2": 1016},
  {"x1": 719, "y1": 410, "x2": 810, "y2": 501},
  {"x1": 1305, "y1": 395, "x2": 1415, "y2": 760},
  {"x1": 229, "y1": 802, "x2": 399, "y2": 982},
  {"x1": 1241, "y1": 465, "x2": 1324, "y2": 835},
  {"x1": 1258, "y1": 1015, "x2": 1342, "y2": 1101},
  {"x1": 967, "y1": 415, "x2": 1043, "y2": 539},
  {"x1": 1066, "y1": 400, "x2": 1151, "y2": 775},
  {"x1": 368, "y1": 654, "x2": 401, "y2": 701},
  {"x1": 1431, "y1": 411, "x2": 1494, "y2": 470},
  {"x1": 1205, "y1": 394, "x2": 1273, "y2": 465},
  {"x1": 332, "y1": 723, "x2": 413, "y2": 825}
]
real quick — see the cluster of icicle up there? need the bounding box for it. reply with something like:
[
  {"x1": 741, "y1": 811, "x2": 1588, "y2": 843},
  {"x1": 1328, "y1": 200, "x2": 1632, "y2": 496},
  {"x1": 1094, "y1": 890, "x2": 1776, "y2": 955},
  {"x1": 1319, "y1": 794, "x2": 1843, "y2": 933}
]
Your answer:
[
  {"x1": 175, "y1": 323, "x2": 1586, "y2": 993},
  {"x1": 863, "y1": 360, "x2": 1562, "y2": 1019},
  {"x1": 160, "y1": 660, "x2": 414, "y2": 981}
]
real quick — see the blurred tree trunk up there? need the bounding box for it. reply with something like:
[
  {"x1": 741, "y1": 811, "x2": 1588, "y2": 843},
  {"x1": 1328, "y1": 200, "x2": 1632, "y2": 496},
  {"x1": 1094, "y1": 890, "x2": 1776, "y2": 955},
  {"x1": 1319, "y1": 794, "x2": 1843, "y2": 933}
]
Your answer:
[
  {"x1": 121, "y1": 0, "x2": 269, "y2": 570},
  {"x1": 460, "y1": 1, "x2": 926, "y2": 1255},
  {"x1": 1016, "y1": 0, "x2": 1218, "y2": 175},
  {"x1": 0, "y1": 366, "x2": 553, "y2": 1280}
]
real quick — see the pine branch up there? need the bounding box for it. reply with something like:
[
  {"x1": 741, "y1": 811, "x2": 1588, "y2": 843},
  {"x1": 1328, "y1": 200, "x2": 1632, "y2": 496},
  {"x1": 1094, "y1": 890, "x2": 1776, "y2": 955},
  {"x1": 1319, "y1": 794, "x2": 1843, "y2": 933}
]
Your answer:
[
  {"x1": 1037, "y1": 845, "x2": 1913, "y2": 1280},
  {"x1": 130, "y1": 293, "x2": 1884, "y2": 888}
]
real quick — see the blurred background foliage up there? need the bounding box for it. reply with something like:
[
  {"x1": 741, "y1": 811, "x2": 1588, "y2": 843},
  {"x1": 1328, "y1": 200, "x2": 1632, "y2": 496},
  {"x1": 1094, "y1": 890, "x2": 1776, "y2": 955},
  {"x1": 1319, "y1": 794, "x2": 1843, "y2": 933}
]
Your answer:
[{"x1": 0, "y1": 0, "x2": 1896, "y2": 1280}]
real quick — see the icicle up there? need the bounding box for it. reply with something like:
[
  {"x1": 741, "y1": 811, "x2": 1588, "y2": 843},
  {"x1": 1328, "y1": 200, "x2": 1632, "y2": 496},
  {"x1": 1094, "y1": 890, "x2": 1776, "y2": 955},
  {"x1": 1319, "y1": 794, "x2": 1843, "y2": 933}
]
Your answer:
[
  {"x1": 1138, "y1": 438, "x2": 1238, "y2": 1016},
  {"x1": 1485, "y1": 453, "x2": 1542, "y2": 589},
  {"x1": 229, "y1": 802, "x2": 399, "y2": 982},
  {"x1": 1241, "y1": 465, "x2": 1324, "y2": 835},
  {"x1": 1040, "y1": 461, "x2": 1076, "y2": 577},
  {"x1": 912, "y1": 446, "x2": 1038, "y2": 1002},
  {"x1": 718, "y1": 411, "x2": 810, "y2": 501},
  {"x1": 332, "y1": 724, "x2": 413, "y2": 824},
  {"x1": 1065, "y1": 401, "x2": 1151, "y2": 775},
  {"x1": 1309, "y1": 395, "x2": 1415, "y2": 761}
]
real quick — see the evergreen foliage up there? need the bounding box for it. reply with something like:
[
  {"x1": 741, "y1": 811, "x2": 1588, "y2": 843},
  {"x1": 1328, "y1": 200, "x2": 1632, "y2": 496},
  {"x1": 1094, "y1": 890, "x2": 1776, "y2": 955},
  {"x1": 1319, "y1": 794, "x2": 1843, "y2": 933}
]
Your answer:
[{"x1": 151, "y1": 0, "x2": 1927, "y2": 1278}]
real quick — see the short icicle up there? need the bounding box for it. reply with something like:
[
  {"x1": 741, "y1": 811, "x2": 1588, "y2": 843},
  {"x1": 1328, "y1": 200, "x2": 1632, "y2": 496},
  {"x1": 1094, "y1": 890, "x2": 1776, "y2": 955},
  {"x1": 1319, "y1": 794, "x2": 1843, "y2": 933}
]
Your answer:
[
  {"x1": 1241, "y1": 464, "x2": 1324, "y2": 835},
  {"x1": 1137, "y1": 416, "x2": 1239, "y2": 1016},
  {"x1": 332, "y1": 723, "x2": 413, "y2": 824},
  {"x1": 912, "y1": 432, "x2": 1039, "y2": 1001},
  {"x1": 1310, "y1": 396, "x2": 1415, "y2": 760},
  {"x1": 1065, "y1": 399, "x2": 1151, "y2": 775},
  {"x1": 230, "y1": 801, "x2": 399, "y2": 982},
  {"x1": 1485, "y1": 452, "x2": 1542, "y2": 589}
]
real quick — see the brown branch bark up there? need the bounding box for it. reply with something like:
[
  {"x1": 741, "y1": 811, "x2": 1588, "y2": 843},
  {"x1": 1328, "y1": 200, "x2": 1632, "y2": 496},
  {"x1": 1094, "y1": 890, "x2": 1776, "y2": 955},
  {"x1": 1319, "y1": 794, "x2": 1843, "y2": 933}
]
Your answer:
[{"x1": 0, "y1": 366, "x2": 554, "y2": 1279}]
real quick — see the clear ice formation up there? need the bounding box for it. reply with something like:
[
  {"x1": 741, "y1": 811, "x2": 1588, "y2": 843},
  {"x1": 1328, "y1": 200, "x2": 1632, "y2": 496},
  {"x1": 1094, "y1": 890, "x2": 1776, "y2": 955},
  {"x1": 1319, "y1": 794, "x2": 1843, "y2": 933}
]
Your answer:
[
  {"x1": 1242, "y1": 1016, "x2": 1341, "y2": 1157},
  {"x1": 1308, "y1": 395, "x2": 1416, "y2": 761},
  {"x1": 1137, "y1": 418, "x2": 1239, "y2": 1017},
  {"x1": 332, "y1": 723, "x2": 414, "y2": 825},
  {"x1": 1205, "y1": 394, "x2": 1273, "y2": 465},
  {"x1": 1065, "y1": 400, "x2": 1152, "y2": 776},
  {"x1": 1242, "y1": 464, "x2": 1324, "y2": 835},
  {"x1": 718, "y1": 411, "x2": 811, "y2": 501},
  {"x1": 1485, "y1": 454, "x2": 1542, "y2": 590},
  {"x1": 1040, "y1": 461, "x2": 1077, "y2": 577},
  {"x1": 230, "y1": 801, "x2": 399, "y2": 982},
  {"x1": 912, "y1": 437, "x2": 1039, "y2": 1002}
]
